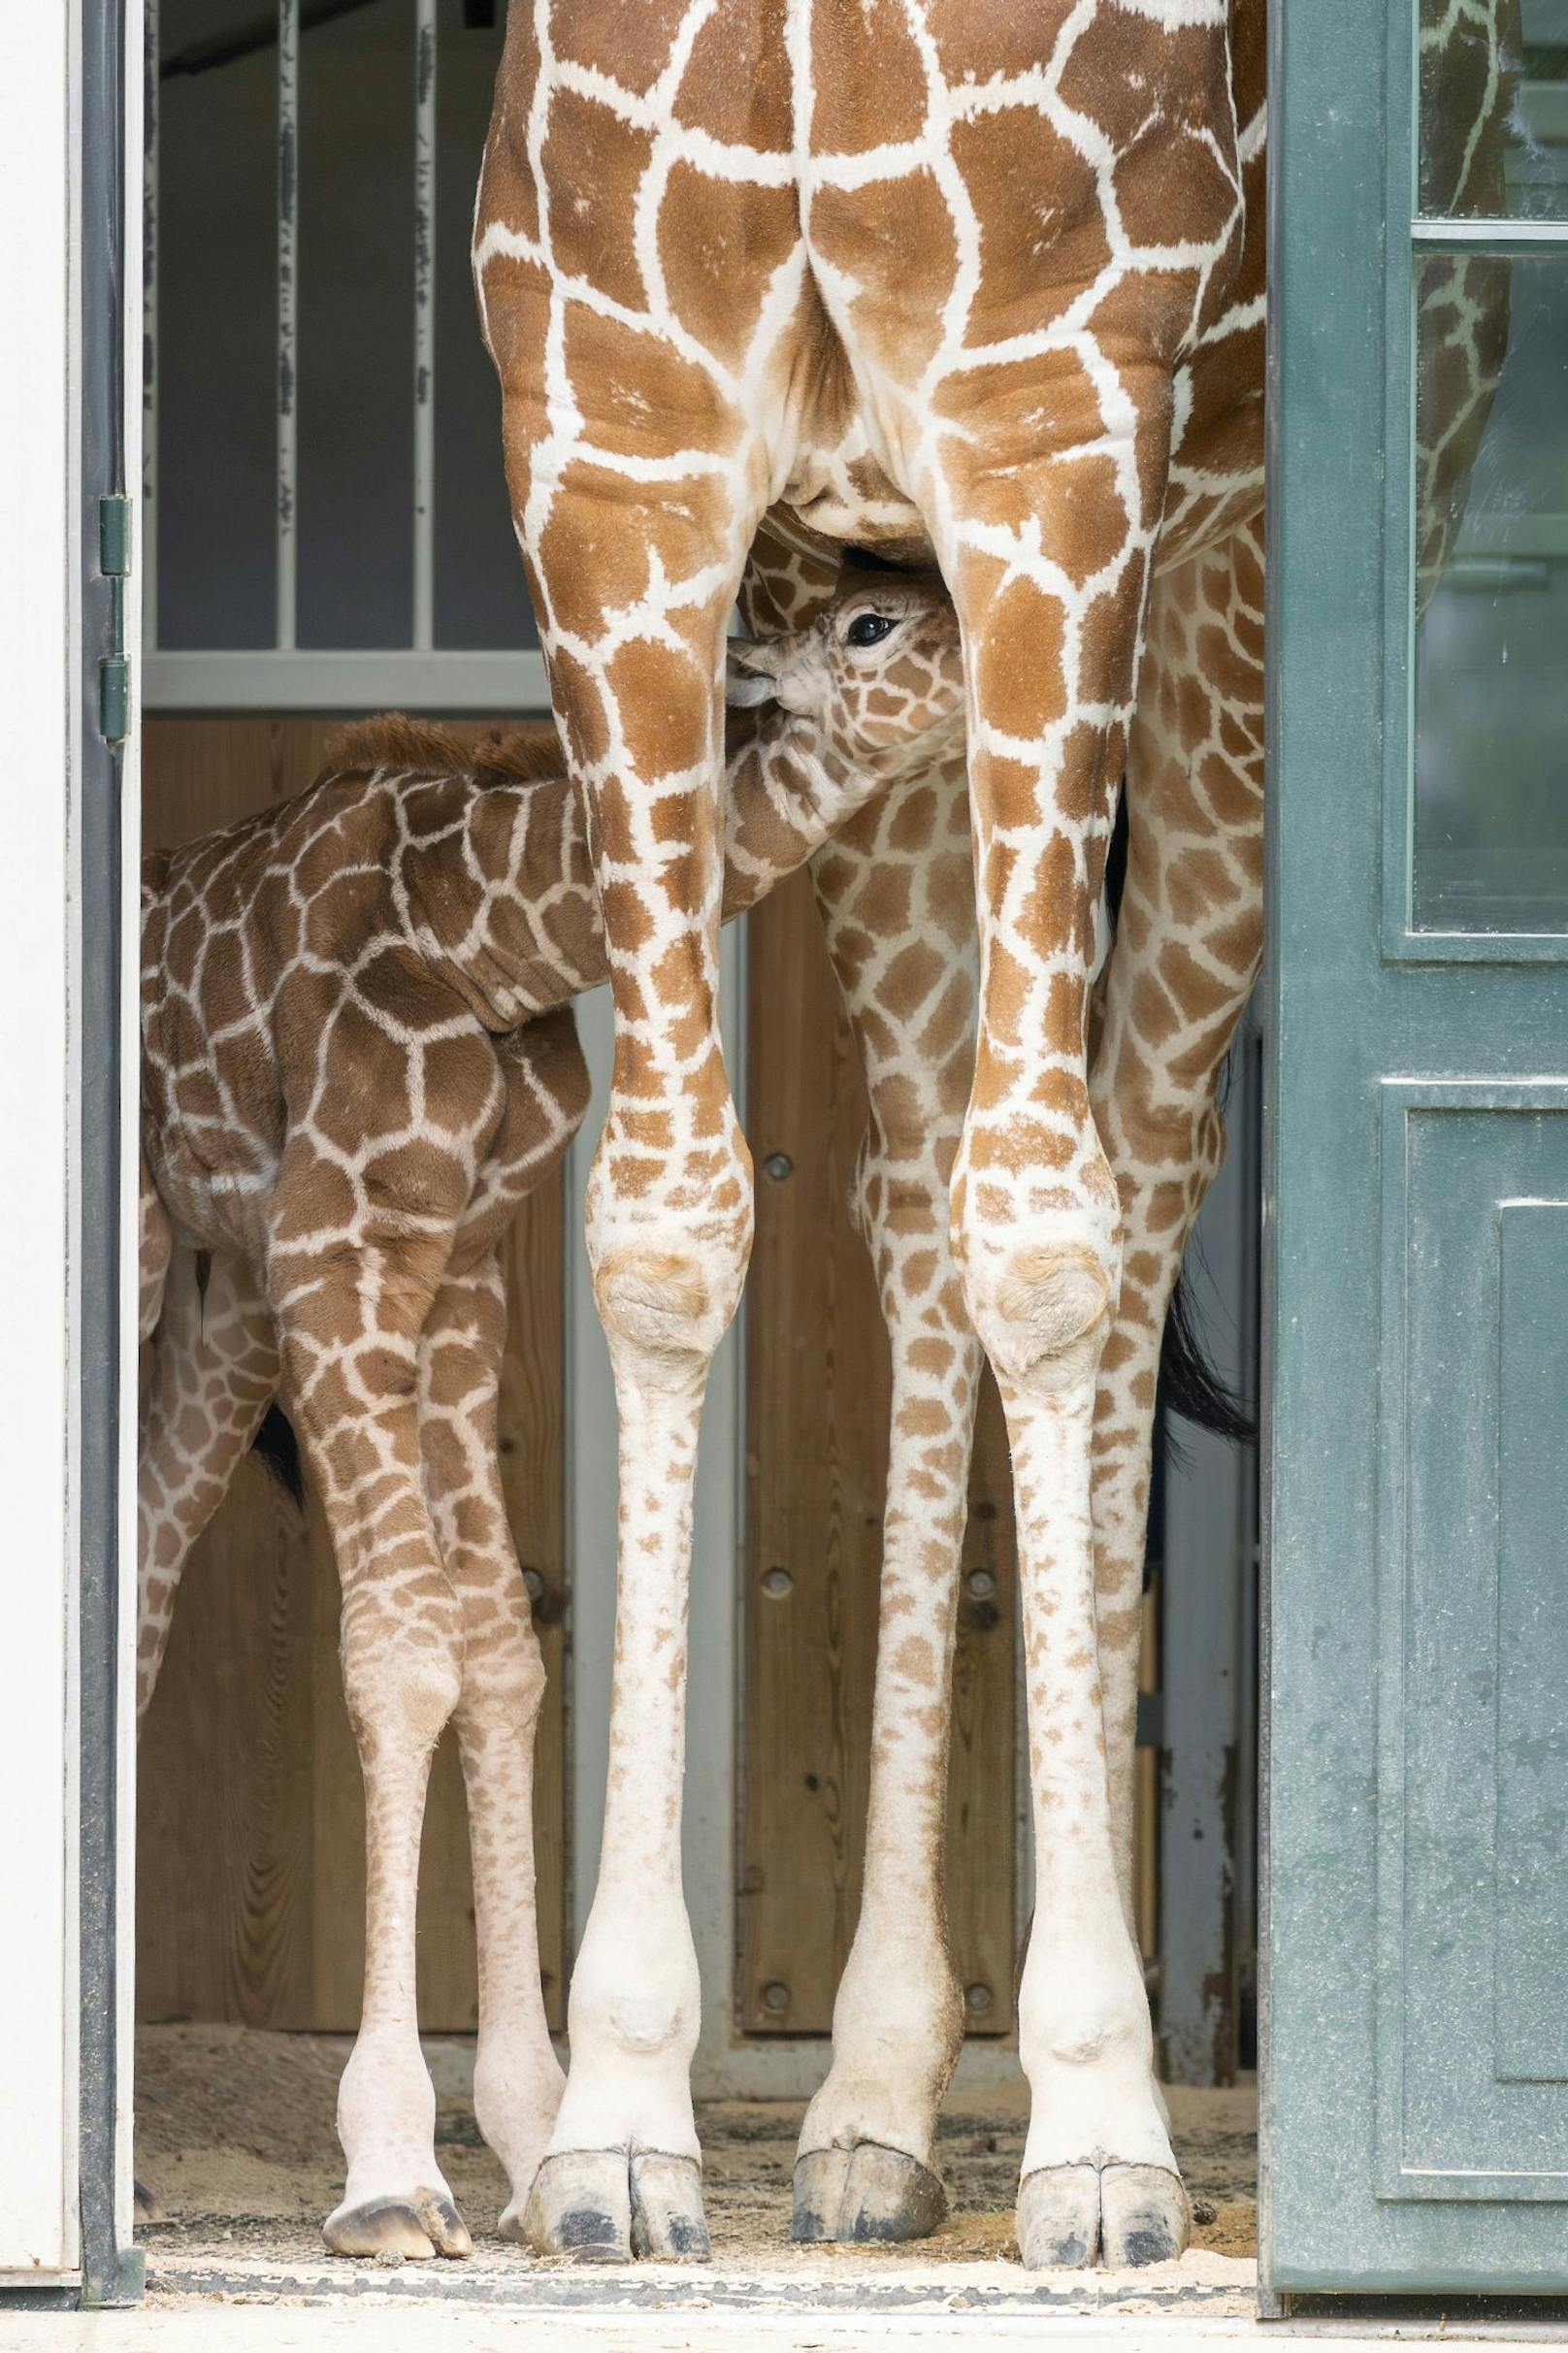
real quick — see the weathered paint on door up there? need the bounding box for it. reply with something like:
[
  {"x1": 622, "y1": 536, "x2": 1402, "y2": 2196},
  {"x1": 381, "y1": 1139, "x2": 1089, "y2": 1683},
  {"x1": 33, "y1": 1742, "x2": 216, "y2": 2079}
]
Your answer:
[{"x1": 1265, "y1": 0, "x2": 1568, "y2": 2295}]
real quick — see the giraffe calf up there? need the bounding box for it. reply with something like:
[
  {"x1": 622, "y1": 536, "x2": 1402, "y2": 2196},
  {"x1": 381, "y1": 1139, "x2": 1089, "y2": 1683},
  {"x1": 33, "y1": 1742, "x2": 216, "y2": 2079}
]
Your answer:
[{"x1": 137, "y1": 572, "x2": 962, "y2": 2261}]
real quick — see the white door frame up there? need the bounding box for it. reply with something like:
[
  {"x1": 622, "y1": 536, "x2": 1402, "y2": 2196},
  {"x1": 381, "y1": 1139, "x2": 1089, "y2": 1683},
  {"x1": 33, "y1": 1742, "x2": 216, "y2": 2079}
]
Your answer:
[{"x1": 0, "y1": 0, "x2": 141, "y2": 2303}]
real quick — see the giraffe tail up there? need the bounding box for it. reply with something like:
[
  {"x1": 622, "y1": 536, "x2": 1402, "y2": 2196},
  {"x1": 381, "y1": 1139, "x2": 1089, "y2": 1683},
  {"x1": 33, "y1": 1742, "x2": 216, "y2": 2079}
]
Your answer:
[
  {"x1": 1159, "y1": 1261, "x2": 1257, "y2": 1447},
  {"x1": 251, "y1": 1403, "x2": 306, "y2": 1509}
]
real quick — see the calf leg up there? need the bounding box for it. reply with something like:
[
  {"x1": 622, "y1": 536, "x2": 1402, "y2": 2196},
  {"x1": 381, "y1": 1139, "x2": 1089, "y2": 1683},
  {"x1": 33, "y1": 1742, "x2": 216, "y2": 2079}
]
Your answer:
[
  {"x1": 272, "y1": 1188, "x2": 470, "y2": 2262},
  {"x1": 740, "y1": 528, "x2": 983, "y2": 2244},
  {"x1": 415, "y1": 1250, "x2": 565, "y2": 2239},
  {"x1": 136, "y1": 1238, "x2": 278, "y2": 1724},
  {"x1": 791, "y1": 746, "x2": 981, "y2": 2245}
]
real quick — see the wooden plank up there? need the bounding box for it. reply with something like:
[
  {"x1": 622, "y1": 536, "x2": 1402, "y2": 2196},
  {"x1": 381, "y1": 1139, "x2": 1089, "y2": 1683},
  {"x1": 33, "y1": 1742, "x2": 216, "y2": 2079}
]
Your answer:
[
  {"x1": 740, "y1": 870, "x2": 1018, "y2": 2037},
  {"x1": 136, "y1": 716, "x2": 567, "y2": 2033}
]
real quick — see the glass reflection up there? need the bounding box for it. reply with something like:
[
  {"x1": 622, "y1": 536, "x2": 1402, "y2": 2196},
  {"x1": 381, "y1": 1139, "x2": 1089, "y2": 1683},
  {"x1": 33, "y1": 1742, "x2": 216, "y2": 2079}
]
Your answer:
[
  {"x1": 1414, "y1": 255, "x2": 1568, "y2": 931},
  {"x1": 1420, "y1": 0, "x2": 1568, "y2": 223}
]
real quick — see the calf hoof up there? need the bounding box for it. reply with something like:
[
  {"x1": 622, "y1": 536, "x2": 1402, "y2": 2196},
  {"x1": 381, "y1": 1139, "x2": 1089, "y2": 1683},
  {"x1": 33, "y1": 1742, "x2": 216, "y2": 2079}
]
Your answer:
[
  {"x1": 323, "y1": 2189, "x2": 472, "y2": 2261},
  {"x1": 793, "y1": 2143, "x2": 947, "y2": 2244},
  {"x1": 524, "y1": 2149, "x2": 710, "y2": 2265},
  {"x1": 1100, "y1": 2163, "x2": 1190, "y2": 2268}
]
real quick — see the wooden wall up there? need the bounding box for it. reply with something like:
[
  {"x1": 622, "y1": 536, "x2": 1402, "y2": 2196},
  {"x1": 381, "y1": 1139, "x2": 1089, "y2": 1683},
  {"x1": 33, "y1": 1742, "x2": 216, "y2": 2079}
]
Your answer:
[{"x1": 136, "y1": 718, "x2": 568, "y2": 2034}]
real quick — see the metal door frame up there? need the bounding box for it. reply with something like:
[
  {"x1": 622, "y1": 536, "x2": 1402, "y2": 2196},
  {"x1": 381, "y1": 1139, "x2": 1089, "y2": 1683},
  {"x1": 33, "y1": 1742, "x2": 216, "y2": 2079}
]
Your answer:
[{"x1": 0, "y1": 0, "x2": 144, "y2": 2309}]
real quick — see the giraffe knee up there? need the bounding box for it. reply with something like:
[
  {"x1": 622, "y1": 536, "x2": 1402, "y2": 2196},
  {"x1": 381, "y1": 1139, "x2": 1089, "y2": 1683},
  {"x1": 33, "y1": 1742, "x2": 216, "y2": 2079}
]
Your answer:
[
  {"x1": 960, "y1": 1234, "x2": 1118, "y2": 1395},
  {"x1": 459, "y1": 1588, "x2": 547, "y2": 1729},
  {"x1": 594, "y1": 1248, "x2": 736, "y2": 1388},
  {"x1": 340, "y1": 1592, "x2": 465, "y2": 1751},
  {"x1": 999, "y1": 1247, "x2": 1112, "y2": 1355}
]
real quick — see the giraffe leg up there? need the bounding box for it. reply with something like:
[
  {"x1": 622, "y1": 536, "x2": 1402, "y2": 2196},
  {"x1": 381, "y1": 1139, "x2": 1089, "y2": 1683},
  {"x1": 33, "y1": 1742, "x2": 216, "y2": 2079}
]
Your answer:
[
  {"x1": 271, "y1": 1178, "x2": 471, "y2": 2263},
  {"x1": 1090, "y1": 521, "x2": 1265, "y2": 1976},
  {"x1": 138, "y1": 1147, "x2": 173, "y2": 1346},
  {"x1": 921, "y1": 420, "x2": 1188, "y2": 2271},
  {"x1": 495, "y1": 462, "x2": 768, "y2": 2264},
  {"x1": 134, "y1": 1223, "x2": 278, "y2": 2225},
  {"x1": 415, "y1": 1250, "x2": 566, "y2": 2239},
  {"x1": 477, "y1": 49, "x2": 808, "y2": 2262},
  {"x1": 137, "y1": 1239, "x2": 278, "y2": 1724},
  {"x1": 791, "y1": 746, "x2": 980, "y2": 2245}
]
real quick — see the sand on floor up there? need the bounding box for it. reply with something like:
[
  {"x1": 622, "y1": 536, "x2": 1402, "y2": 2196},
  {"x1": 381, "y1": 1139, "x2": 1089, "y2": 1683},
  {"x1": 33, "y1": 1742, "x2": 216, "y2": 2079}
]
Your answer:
[{"x1": 135, "y1": 2024, "x2": 1258, "y2": 2290}]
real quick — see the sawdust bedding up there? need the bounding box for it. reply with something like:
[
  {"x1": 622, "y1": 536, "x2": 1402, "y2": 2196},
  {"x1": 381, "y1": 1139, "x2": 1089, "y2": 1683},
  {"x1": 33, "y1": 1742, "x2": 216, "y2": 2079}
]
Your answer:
[{"x1": 136, "y1": 2024, "x2": 1257, "y2": 2278}]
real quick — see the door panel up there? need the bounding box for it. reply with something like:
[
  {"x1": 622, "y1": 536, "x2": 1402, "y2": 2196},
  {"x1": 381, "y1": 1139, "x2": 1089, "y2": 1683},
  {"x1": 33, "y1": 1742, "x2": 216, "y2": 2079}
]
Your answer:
[
  {"x1": 136, "y1": 716, "x2": 568, "y2": 2034},
  {"x1": 1377, "y1": 1088, "x2": 1568, "y2": 2198},
  {"x1": 1267, "y1": 0, "x2": 1568, "y2": 2294}
]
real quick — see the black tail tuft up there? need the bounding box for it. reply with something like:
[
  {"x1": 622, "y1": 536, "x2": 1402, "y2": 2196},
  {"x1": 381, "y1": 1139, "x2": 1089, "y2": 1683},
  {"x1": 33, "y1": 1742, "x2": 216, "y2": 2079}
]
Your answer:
[
  {"x1": 251, "y1": 1403, "x2": 306, "y2": 1509},
  {"x1": 1158, "y1": 1261, "x2": 1257, "y2": 1447}
]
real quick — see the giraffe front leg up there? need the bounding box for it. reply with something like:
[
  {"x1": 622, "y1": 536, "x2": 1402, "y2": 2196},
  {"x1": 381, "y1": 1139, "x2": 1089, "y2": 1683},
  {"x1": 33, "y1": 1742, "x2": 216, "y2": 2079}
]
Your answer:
[
  {"x1": 932, "y1": 424, "x2": 1186, "y2": 2271},
  {"x1": 416, "y1": 1252, "x2": 566, "y2": 2239},
  {"x1": 512, "y1": 483, "x2": 763, "y2": 2267},
  {"x1": 791, "y1": 755, "x2": 979, "y2": 2246}
]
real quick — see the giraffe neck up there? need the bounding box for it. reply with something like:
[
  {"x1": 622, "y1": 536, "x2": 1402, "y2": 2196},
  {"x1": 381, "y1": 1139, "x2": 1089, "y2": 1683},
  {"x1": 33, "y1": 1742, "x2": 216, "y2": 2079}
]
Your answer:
[{"x1": 397, "y1": 703, "x2": 929, "y2": 1029}]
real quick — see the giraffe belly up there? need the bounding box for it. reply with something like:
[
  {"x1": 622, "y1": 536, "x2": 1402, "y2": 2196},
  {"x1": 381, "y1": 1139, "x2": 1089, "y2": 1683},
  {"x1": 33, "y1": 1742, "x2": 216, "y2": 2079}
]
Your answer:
[{"x1": 774, "y1": 343, "x2": 934, "y2": 562}]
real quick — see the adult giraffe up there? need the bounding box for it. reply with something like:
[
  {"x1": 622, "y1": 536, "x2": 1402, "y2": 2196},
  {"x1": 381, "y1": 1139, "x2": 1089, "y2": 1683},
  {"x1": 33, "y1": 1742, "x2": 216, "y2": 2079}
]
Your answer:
[{"x1": 474, "y1": 0, "x2": 1266, "y2": 2271}]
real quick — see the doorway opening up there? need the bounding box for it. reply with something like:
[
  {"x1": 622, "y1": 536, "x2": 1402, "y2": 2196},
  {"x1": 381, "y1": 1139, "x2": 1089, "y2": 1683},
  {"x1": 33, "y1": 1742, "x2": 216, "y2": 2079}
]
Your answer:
[{"x1": 132, "y1": 0, "x2": 1264, "y2": 2299}]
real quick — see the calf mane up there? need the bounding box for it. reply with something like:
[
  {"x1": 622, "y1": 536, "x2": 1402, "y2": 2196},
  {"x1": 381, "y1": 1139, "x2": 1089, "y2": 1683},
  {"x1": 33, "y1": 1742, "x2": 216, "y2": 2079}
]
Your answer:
[{"x1": 320, "y1": 712, "x2": 565, "y2": 792}]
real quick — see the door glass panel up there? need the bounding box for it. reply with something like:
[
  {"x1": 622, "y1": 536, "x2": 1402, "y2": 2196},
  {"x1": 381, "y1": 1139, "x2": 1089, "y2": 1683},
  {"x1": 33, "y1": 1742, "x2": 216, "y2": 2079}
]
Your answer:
[
  {"x1": 1413, "y1": 254, "x2": 1568, "y2": 931},
  {"x1": 1420, "y1": 0, "x2": 1568, "y2": 222}
]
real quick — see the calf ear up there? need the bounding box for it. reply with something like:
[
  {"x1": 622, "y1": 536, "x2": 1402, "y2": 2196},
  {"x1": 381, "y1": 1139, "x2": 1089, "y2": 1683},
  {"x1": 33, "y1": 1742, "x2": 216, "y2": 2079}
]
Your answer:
[{"x1": 725, "y1": 637, "x2": 785, "y2": 707}]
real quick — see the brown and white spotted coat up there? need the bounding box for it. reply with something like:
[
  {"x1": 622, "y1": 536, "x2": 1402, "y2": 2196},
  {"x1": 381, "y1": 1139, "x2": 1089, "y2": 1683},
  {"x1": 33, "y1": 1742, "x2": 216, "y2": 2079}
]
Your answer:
[
  {"x1": 470, "y1": 0, "x2": 1519, "y2": 2271},
  {"x1": 474, "y1": 0, "x2": 1266, "y2": 2271},
  {"x1": 136, "y1": 578, "x2": 964, "y2": 2260}
]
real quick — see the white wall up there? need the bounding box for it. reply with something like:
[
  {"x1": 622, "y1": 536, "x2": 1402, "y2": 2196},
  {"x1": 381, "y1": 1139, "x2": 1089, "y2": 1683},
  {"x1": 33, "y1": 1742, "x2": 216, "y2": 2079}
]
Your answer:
[{"x1": 0, "y1": 0, "x2": 81, "y2": 2283}]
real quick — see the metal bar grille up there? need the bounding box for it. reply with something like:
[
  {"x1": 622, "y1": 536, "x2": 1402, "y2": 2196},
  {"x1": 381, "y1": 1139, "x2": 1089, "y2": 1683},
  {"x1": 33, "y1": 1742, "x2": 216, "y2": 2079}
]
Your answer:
[
  {"x1": 276, "y1": 0, "x2": 300, "y2": 651},
  {"x1": 145, "y1": 1, "x2": 542, "y2": 712},
  {"x1": 413, "y1": 0, "x2": 437, "y2": 652},
  {"x1": 141, "y1": 0, "x2": 159, "y2": 660}
]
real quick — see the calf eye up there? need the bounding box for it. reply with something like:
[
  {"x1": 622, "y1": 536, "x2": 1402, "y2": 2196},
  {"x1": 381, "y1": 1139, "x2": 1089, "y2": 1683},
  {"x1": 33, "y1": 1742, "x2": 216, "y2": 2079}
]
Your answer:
[{"x1": 844, "y1": 611, "x2": 897, "y2": 647}]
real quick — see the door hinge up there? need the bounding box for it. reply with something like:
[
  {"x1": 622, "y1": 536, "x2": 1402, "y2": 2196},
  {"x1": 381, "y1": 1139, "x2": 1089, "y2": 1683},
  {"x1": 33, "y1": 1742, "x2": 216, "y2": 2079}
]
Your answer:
[{"x1": 98, "y1": 493, "x2": 132, "y2": 746}]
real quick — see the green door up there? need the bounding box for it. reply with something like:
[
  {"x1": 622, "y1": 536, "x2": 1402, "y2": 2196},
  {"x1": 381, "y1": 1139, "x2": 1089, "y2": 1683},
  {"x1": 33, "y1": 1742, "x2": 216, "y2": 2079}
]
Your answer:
[{"x1": 1265, "y1": 0, "x2": 1568, "y2": 2299}]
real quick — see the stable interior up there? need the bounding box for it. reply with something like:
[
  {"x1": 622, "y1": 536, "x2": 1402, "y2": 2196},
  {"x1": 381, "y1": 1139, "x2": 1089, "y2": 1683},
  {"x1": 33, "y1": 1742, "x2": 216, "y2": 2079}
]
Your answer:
[{"x1": 135, "y1": 0, "x2": 1263, "y2": 2299}]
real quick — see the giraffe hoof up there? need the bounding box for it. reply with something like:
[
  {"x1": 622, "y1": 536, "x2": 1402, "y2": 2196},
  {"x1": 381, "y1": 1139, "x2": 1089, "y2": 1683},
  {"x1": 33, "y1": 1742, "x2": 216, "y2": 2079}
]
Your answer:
[
  {"x1": 133, "y1": 2177, "x2": 164, "y2": 2225},
  {"x1": 522, "y1": 2149, "x2": 631, "y2": 2263},
  {"x1": 1015, "y1": 2165, "x2": 1102, "y2": 2270},
  {"x1": 1099, "y1": 2164, "x2": 1190, "y2": 2268},
  {"x1": 324, "y1": 2187, "x2": 471, "y2": 2261},
  {"x1": 792, "y1": 2143, "x2": 946, "y2": 2243},
  {"x1": 630, "y1": 2152, "x2": 710, "y2": 2262}
]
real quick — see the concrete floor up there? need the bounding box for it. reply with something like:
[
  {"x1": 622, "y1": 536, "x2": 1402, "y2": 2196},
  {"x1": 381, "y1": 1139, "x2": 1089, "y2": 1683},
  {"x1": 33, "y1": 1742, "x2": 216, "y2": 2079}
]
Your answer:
[{"x1": 7, "y1": 2307, "x2": 1568, "y2": 2350}]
